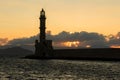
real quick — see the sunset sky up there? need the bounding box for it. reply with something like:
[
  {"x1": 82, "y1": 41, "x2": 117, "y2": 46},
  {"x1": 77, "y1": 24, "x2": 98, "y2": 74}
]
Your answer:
[{"x1": 0, "y1": 0, "x2": 120, "y2": 40}]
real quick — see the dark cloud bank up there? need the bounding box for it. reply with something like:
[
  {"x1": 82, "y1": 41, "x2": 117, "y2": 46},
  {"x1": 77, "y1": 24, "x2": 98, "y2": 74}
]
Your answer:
[{"x1": 5, "y1": 31, "x2": 120, "y2": 51}]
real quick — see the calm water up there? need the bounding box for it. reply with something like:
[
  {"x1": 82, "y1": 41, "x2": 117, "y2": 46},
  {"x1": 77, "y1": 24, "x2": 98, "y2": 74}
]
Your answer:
[{"x1": 0, "y1": 58, "x2": 120, "y2": 80}]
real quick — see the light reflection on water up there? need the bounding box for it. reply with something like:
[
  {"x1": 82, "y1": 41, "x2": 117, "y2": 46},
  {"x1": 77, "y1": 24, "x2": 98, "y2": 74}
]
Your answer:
[{"x1": 0, "y1": 58, "x2": 120, "y2": 80}]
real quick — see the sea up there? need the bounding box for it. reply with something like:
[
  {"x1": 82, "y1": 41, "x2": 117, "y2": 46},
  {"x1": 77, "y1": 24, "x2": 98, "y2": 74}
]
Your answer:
[{"x1": 0, "y1": 58, "x2": 120, "y2": 80}]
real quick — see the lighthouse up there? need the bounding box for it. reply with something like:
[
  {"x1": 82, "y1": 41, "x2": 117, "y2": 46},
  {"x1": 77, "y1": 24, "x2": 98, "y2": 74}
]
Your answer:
[
  {"x1": 35, "y1": 9, "x2": 53, "y2": 58},
  {"x1": 40, "y1": 9, "x2": 46, "y2": 42}
]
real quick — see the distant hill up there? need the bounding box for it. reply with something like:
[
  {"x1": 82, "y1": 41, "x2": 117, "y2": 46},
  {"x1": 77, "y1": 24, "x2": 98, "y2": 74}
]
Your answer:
[{"x1": 0, "y1": 47, "x2": 33, "y2": 58}]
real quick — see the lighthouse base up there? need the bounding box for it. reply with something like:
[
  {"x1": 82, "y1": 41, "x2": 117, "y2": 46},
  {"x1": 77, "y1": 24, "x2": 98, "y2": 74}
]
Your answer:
[{"x1": 35, "y1": 40, "x2": 53, "y2": 58}]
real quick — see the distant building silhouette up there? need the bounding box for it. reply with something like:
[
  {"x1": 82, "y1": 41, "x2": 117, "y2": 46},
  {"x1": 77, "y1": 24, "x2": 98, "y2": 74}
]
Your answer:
[{"x1": 35, "y1": 9, "x2": 53, "y2": 58}]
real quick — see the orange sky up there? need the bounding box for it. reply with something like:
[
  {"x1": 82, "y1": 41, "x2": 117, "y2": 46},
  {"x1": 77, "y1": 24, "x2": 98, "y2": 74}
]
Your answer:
[{"x1": 0, "y1": 0, "x2": 120, "y2": 40}]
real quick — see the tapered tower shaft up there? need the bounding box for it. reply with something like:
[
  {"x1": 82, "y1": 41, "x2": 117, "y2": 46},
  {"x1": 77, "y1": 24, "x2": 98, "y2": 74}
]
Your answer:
[{"x1": 39, "y1": 9, "x2": 46, "y2": 42}]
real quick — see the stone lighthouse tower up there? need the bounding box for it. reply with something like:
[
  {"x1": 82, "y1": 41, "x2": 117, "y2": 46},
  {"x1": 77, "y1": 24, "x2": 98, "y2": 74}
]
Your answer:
[
  {"x1": 35, "y1": 9, "x2": 53, "y2": 58},
  {"x1": 40, "y1": 9, "x2": 46, "y2": 42}
]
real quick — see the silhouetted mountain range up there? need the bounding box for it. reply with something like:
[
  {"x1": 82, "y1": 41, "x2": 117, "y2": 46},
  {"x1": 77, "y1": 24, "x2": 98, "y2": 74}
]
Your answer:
[{"x1": 0, "y1": 47, "x2": 33, "y2": 58}]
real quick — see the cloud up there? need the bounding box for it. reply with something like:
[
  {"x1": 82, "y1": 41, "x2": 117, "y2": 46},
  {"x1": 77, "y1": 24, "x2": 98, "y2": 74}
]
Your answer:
[
  {"x1": 8, "y1": 35, "x2": 38, "y2": 45},
  {"x1": 108, "y1": 32, "x2": 120, "y2": 46},
  {"x1": 6, "y1": 31, "x2": 120, "y2": 49},
  {"x1": 46, "y1": 31, "x2": 109, "y2": 48},
  {"x1": 8, "y1": 31, "x2": 109, "y2": 48},
  {"x1": 0, "y1": 38, "x2": 8, "y2": 46}
]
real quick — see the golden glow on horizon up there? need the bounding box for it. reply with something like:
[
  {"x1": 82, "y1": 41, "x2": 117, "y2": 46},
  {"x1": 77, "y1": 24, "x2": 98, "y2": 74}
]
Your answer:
[
  {"x1": 117, "y1": 36, "x2": 120, "y2": 39},
  {"x1": 0, "y1": 42, "x2": 7, "y2": 46},
  {"x1": 0, "y1": 38, "x2": 8, "y2": 46},
  {"x1": 86, "y1": 45, "x2": 91, "y2": 48},
  {"x1": 105, "y1": 37, "x2": 110, "y2": 42},
  {"x1": 62, "y1": 41, "x2": 80, "y2": 47},
  {"x1": 110, "y1": 45, "x2": 120, "y2": 48}
]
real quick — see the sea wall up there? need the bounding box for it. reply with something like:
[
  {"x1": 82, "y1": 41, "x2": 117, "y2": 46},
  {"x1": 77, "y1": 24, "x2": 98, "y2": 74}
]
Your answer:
[{"x1": 53, "y1": 48, "x2": 120, "y2": 60}]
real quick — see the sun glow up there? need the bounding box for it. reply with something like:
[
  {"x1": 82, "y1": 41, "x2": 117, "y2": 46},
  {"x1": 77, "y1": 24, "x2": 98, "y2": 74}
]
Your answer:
[
  {"x1": 86, "y1": 45, "x2": 91, "y2": 48},
  {"x1": 62, "y1": 41, "x2": 80, "y2": 47},
  {"x1": 110, "y1": 45, "x2": 120, "y2": 48},
  {"x1": 117, "y1": 36, "x2": 120, "y2": 39}
]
